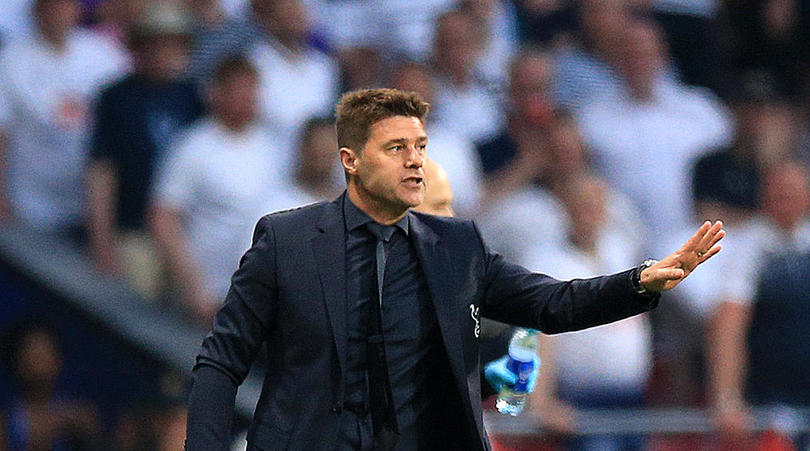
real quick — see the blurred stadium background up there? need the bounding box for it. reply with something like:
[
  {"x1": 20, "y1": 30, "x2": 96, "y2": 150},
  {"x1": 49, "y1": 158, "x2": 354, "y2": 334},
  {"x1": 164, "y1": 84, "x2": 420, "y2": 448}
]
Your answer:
[{"x1": 1, "y1": 0, "x2": 810, "y2": 449}]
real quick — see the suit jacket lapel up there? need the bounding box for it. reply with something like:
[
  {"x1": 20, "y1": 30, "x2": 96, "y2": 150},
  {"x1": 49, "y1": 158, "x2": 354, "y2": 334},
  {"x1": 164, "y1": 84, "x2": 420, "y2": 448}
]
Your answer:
[
  {"x1": 312, "y1": 196, "x2": 347, "y2": 378},
  {"x1": 410, "y1": 215, "x2": 476, "y2": 419}
]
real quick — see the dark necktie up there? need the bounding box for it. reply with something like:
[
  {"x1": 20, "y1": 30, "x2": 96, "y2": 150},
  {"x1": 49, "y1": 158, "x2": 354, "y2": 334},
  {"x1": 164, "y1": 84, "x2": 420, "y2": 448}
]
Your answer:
[{"x1": 364, "y1": 222, "x2": 400, "y2": 448}]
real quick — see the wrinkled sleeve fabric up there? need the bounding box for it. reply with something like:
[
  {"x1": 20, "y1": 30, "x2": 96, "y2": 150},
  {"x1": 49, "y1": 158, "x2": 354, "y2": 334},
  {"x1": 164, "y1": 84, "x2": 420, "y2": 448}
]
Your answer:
[
  {"x1": 474, "y1": 223, "x2": 658, "y2": 333},
  {"x1": 186, "y1": 365, "x2": 238, "y2": 450},
  {"x1": 186, "y1": 215, "x2": 278, "y2": 449}
]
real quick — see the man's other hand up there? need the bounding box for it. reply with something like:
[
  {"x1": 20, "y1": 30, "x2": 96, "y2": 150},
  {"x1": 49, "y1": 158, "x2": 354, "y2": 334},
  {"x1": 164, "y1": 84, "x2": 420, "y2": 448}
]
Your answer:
[{"x1": 642, "y1": 220, "x2": 725, "y2": 292}]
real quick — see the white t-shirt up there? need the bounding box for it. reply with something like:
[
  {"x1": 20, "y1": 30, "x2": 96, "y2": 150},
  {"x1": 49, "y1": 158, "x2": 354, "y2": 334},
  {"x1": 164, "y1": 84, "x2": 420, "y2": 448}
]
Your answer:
[
  {"x1": 522, "y1": 231, "x2": 652, "y2": 393},
  {"x1": 0, "y1": 0, "x2": 34, "y2": 45},
  {"x1": 476, "y1": 186, "x2": 568, "y2": 261},
  {"x1": 308, "y1": 0, "x2": 456, "y2": 60},
  {"x1": 0, "y1": 31, "x2": 128, "y2": 229},
  {"x1": 248, "y1": 39, "x2": 338, "y2": 168},
  {"x1": 153, "y1": 119, "x2": 293, "y2": 302},
  {"x1": 577, "y1": 79, "x2": 733, "y2": 255},
  {"x1": 719, "y1": 216, "x2": 810, "y2": 306},
  {"x1": 432, "y1": 75, "x2": 504, "y2": 144}
]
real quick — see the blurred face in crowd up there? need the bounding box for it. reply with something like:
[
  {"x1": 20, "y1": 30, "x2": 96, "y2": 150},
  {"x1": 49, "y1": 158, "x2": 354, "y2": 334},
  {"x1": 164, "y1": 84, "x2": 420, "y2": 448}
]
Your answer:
[
  {"x1": 579, "y1": 0, "x2": 633, "y2": 56},
  {"x1": 298, "y1": 123, "x2": 339, "y2": 184},
  {"x1": 762, "y1": 162, "x2": 810, "y2": 231},
  {"x1": 253, "y1": 0, "x2": 309, "y2": 48},
  {"x1": 615, "y1": 21, "x2": 665, "y2": 100},
  {"x1": 35, "y1": 0, "x2": 79, "y2": 44},
  {"x1": 563, "y1": 174, "x2": 607, "y2": 250},
  {"x1": 211, "y1": 70, "x2": 260, "y2": 131},
  {"x1": 391, "y1": 63, "x2": 436, "y2": 108},
  {"x1": 16, "y1": 329, "x2": 62, "y2": 392},
  {"x1": 434, "y1": 11, "x2": 481, "y2": 82},
  {"x1": 342, "y1": 116, "x2": 428, "y2": 215},
  {"x1": 137, "y1": 35, "x2": 191, "y2": 81},
  {"x1": 413, "y1": 159, "x2": 454, "y2": 217},
  {"x1": 509, "y1": 52, "x2": 553, "y2": 128}
]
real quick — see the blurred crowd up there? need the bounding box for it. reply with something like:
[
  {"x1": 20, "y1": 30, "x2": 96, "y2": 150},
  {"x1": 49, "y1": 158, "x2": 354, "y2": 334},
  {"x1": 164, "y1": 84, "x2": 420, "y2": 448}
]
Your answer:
[{"x1": 2, "y1": 0, "x2": 810, "y2": 448}]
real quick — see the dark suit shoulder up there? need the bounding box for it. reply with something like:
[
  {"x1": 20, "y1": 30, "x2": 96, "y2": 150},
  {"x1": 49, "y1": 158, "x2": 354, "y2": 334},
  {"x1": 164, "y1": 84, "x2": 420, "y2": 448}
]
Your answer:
[
  {"x1": 410, "y1": 211, "x2": 481, "y2": 244},
  {"x1": 258, "y1": 200, "x2": 330, "y2": 225}
]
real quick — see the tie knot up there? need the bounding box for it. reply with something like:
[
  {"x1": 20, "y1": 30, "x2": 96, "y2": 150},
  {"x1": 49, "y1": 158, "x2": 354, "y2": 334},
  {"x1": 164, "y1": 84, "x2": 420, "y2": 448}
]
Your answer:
[{"x1": 366, "y1": 222, "x2": 397, "y2": 243}]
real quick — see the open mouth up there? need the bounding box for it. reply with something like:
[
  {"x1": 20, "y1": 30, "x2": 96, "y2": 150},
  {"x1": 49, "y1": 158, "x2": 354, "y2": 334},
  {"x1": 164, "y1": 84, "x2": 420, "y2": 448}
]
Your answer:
[{"x1": 402, "y1": 176, "x2": 424, "y2": 187}]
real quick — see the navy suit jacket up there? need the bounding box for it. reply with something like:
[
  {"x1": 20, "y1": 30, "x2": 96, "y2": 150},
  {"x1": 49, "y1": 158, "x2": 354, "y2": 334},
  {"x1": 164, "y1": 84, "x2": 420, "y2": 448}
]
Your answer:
[{"x1": 194, "y1": 194, "x2": 658, "y2": 450}]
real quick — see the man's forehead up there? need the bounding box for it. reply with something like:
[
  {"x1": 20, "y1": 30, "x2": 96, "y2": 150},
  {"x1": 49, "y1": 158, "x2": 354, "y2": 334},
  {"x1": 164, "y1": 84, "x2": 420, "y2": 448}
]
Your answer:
[{"x1": 369, "y1": 115, "x2": 426, "y2": 139}]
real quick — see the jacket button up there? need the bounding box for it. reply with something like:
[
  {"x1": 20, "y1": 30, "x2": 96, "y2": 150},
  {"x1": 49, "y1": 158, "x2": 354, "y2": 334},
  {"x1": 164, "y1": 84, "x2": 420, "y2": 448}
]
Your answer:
[{"x1": 331, "y1": 402, "x2": 342, "y2": 413}]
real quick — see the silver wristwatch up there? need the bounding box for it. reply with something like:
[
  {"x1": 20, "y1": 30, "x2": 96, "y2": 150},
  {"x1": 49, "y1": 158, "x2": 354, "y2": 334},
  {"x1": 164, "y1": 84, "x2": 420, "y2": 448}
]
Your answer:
[{"x1": 632, "y1": 259, "x2": 658, "y2": 294}]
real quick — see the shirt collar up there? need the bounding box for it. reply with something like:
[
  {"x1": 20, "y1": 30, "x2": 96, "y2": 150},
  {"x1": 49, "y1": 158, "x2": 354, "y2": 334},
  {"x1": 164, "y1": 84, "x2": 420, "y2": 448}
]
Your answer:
[{"x1": 343, "y1": 192, "x2": 410, "y2": 236}]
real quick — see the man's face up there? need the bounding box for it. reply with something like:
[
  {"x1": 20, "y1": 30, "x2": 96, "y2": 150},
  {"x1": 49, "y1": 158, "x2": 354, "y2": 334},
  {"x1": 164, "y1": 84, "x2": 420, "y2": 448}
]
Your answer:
[
  {"x1": 212, "y1": 72, "x2": 259, "y2": 127},
  {"x1": 345, "y1": 116, "x2": 428, "y2": 211}
]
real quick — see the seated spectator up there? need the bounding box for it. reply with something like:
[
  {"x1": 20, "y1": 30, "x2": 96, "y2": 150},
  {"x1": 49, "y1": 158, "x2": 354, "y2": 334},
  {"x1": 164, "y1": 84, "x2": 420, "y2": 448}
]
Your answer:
[
  {"x1": 0, "y1": 318, "x2": 101, "y2": 450},
  {"x1": 150, "y1": 56, "x2": 281, "y2": 325},
  {"x1": 390, "y1": 60, "x2": 484, "y2": 216},
  {"x1": 708, "y1": 161, "x2": 810, "y2": 438},
  {"x1": 477, "y1": 49, "x2": 555, "y2": 200},
  {"x1": 188, "y1": 0, "x2": 264, "y2": 82},
  {"x1": 0, "y1": 0, "x2": 127, "y2": 236},
  {"x1": 458, "y1": 0, "x2": 520, "y2": 90},
  {"x1": 412, "y1": 158, "x2": 454, "y2": 218},
  {"x1": 247, "y1": 0, "x2": 339, "y2": 169},
  {"x1": 429, "y1": 8, "x2": 504, "y2": 144},
  {"x1": 87, "y1": 2, "x2": 204, "y2": 299},
  {"x1": 577, "y1": 20, "x2": 732, "y2": 255},
  {"x1": 550, "y1": 0, "x2": 635, "y2": 111},
  {"x1": 280, "y1": 115, "x2": 344, "y2": 206},
  {"x1": 692, "y1": 72, "x2": 793, "y2": 227},
  {"x1": 308, "y1": 0, "x2": 456, "y2": 62},
  {"x1": 525, "y1": 172, "x2": 650, "y2": 450}
]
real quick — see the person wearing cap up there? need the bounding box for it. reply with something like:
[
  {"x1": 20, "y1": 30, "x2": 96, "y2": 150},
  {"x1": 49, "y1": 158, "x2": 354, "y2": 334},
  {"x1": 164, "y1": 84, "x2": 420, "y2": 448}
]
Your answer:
[
  {"x1": 86, "y1": 2, "x2": 204, "y2": 299},
  {"x1": 0, "y1": 0, "x2": 127, "y2": 234}
]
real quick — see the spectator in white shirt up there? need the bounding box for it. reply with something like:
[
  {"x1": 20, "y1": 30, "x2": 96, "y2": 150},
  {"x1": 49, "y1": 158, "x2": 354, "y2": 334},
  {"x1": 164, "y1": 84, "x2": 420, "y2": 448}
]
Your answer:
[
  {"x1": 707, "y1": 161, "x2": 810, "y2": 438},
  {"x1": 525, "y1": 172, "x2": 651, "y2": 450},
  {"x1": 430, "y1": 9, "x2": 504, "y2": 144},
  {"x1": 150, "y1": 56, "x2": 280, "y2": 325},
  {"x1": 248, "y1": 0, "x2": 339, "y2": 171},
  {"x1": 0, "y1": 0, "x2": 127, "y2": 235},
  {"x1": 576, "y1": 20, "x2": 732, "y2": 255}
]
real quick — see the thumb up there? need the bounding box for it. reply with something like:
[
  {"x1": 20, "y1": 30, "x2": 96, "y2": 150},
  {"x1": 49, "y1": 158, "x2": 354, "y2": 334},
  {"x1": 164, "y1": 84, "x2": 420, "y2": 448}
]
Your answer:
[{"x1": 658, "y1": 268, "x2": 685, "y2": 280}]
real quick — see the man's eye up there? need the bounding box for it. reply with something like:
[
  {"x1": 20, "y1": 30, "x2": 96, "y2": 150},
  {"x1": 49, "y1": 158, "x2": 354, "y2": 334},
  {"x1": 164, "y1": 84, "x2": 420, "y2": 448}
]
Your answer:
[
  {"x1": 418, "y1": 144, "x2": 427, "y2": 152},
  {"x1": 390, "y1": 145, "x2": 403, "y2": 152}
]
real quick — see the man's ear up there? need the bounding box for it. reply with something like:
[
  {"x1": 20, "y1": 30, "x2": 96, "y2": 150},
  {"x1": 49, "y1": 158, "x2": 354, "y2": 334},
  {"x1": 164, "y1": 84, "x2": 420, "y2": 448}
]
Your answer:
[{"x1": 340, "y1": 147, "x2": 359, "y2": 176}]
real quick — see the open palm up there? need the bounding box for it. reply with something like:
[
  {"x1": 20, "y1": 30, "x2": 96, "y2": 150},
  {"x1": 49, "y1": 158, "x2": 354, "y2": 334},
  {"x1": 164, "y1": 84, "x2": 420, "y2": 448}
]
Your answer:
[{"x1": 641, "y1": 221, "x2": 725, "y2": 292}]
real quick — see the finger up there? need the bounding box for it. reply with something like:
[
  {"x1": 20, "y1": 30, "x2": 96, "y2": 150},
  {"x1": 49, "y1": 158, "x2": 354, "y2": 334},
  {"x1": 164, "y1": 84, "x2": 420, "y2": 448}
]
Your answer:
[
  {"x1": 705, "y1": 227, "x2": 726, "y2": 251},
  {"x1": 683, "y1": 221, "x2": 712, "y2": 251},
  {"x1": 699, "y1": 244, "x2": 722, "y2": 263},
  {"x1": 655, "y1": 268, "x2": 685, "y2": 280},
  {"x1": 697, "y1": 220, "x2": 724, "y2": 251}
]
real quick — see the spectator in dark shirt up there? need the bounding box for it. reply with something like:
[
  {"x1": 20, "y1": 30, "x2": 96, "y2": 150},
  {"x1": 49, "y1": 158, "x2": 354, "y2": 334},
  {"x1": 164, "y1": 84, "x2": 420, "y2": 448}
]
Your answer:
[
  {"x1": 86, "y1": 2, "x2": 204, "y2": 299},
  {"x1": 692, "y1": 72, "x2": 794, "y2": 226},
  {"x1": 1, "y1": 318, "x2": 101, "y2": 450},
  {"x1": 476, "y1": 48, "x2": 556, "y2": 202}
]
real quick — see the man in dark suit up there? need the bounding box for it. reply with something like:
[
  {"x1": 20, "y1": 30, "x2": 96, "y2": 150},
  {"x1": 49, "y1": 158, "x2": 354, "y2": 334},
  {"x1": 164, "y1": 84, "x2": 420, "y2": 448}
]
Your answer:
[{"x1": 185, "y1": 89, "x2": 724, "y2": 450}]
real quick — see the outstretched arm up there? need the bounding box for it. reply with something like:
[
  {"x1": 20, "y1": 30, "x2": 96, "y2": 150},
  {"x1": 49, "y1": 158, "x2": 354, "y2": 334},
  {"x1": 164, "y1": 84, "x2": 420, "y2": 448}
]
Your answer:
[{"x1": 640, "y1": 221, "x2": 725, "y2": 292}]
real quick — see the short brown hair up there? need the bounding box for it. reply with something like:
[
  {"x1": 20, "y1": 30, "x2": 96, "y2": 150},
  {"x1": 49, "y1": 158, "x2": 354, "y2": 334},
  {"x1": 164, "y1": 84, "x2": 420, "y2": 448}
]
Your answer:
[
  {"x1": 211, "y1": 55, "x2": 258, "y2": 86},
  {"x1": 335, "y1": 88, "x2": 430, "y2": 152}
]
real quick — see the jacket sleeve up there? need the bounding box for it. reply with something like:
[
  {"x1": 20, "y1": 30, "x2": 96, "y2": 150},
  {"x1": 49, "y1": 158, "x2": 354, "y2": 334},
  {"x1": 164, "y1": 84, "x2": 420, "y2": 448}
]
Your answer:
[
  {"x1": 474, "y1": 223, "x2": 658, "y2": 333},
  {"x1": 194, "y1": 214, "x2": 279, "y2": 381}
]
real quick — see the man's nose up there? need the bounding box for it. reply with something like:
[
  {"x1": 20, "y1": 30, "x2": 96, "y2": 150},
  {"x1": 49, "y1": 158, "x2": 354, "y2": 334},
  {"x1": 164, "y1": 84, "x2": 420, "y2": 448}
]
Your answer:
[{"x1": 405, "y1": 146, "x2": 424, "y2": 167}]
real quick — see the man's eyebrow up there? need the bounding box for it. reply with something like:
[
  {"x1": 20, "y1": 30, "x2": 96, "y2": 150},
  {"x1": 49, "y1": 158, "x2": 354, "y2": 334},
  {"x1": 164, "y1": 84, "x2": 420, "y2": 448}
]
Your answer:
[{"x1": 382, "y1": 136, "x2": 428, "y2": 147}]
